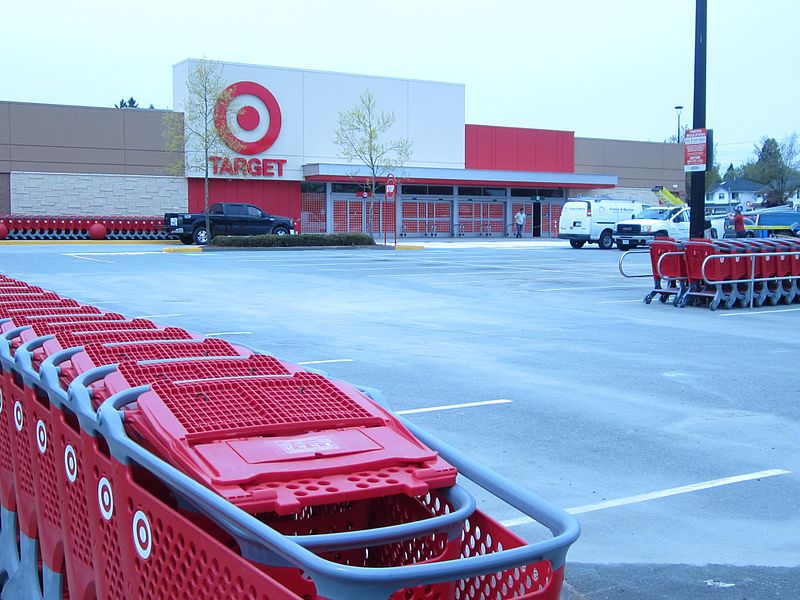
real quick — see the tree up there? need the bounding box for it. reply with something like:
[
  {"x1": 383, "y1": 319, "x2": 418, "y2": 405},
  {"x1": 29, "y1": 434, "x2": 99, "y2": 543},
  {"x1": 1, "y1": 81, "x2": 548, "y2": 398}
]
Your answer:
[
  {"x1": 723, "y1": 163, "x2": 736, "y2": 182},
  {"x1": 334, "y1": 90, "x2": 412, "y2": 235},
  {"x1": 115, "y1": 97, "x2": 140, "y2": 109},
  {"x1": 738, "y1": 134, "x2": 800, "y2": 206},
  {"x1": 163, "y1": 59, "x2": 242, "y2": 243}
]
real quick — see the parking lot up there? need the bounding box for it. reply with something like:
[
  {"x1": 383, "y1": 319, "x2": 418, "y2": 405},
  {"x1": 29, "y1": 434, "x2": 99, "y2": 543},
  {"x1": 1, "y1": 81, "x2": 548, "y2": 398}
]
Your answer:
[{"x1": 2, "y1": 239, "x2": 799, "y2": 599}]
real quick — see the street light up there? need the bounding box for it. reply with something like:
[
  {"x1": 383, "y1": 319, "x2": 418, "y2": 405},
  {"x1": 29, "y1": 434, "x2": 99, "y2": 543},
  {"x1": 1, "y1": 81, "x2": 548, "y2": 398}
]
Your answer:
[{"x1": 674, "y1": 105, "x2": 684, "y2": 143}]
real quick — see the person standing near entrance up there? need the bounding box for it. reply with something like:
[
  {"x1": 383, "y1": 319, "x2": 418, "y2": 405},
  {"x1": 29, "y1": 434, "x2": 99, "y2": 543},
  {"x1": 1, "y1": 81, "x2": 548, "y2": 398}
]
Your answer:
[{"x1": 514, "y1": 208, "x2": 526, "y2": 238}]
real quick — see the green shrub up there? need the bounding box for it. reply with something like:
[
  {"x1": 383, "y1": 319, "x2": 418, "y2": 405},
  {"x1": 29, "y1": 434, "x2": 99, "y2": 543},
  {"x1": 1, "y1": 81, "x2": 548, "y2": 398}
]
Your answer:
[{"x1": 211, "y1": 233, "x2": 377, "y2": 248}]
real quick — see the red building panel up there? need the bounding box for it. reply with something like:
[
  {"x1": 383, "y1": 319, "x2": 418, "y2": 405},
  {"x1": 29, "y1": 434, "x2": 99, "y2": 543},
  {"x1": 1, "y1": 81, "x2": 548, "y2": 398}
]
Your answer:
[
  {"x1": 188, "y1": 179, "x2": 301, "y2": 218},
  {"x1": 465, "y1": 125, "x2": 574, "y2": 173}
]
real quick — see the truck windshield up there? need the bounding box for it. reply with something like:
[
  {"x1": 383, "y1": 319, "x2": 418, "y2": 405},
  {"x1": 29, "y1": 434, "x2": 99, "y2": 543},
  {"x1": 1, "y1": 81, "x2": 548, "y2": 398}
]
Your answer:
[{"x1": 635, "y1": 208, "x2": 672, "y2": 220}]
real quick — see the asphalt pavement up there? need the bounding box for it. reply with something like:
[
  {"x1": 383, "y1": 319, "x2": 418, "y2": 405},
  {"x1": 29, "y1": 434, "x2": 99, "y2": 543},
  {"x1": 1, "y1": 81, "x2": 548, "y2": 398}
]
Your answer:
[{"x1": 1, "y1": 238, "x2": 798, "y2": 599}]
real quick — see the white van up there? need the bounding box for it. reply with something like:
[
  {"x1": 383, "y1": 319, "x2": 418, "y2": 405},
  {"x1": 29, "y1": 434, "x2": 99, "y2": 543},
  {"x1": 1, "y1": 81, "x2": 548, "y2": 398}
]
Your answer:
[{"x1": 558, "y1": 198, "x2": 653, "y2": 249}]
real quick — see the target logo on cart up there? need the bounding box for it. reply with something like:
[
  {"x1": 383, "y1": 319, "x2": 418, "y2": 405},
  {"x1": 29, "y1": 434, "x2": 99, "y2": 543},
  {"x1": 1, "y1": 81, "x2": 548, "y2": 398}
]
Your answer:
[
  {"x1": 132, "y1": 510, "x2": 152, "y2": 560},
  {"x1": 36, "y1": 420, "x2": 47, "y2": 454},
  {"x1": 214, "y1": 81, "x2": 282, "y2": 155},
  {"x1": 64, "y1": 445, "x2": 78, "y2": 483},
  {"x1": 98, "y1": 477, "x2": 114, "y2": 521},
  {"x1": 13, "y1": 401, "x2": 23, "y2": 432}
]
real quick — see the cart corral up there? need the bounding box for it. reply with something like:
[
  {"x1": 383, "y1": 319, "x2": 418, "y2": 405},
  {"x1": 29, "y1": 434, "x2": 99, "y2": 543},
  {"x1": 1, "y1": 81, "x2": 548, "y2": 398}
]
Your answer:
[{"x1": 0, "y1": 276, "x2": 579, "y2": 600}]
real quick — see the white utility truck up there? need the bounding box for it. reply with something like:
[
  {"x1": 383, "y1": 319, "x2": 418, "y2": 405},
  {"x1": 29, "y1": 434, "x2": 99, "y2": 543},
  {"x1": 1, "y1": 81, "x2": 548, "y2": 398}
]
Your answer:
[
  {"x1": 558, "y1": 198, "x2": 653, "y2": 249},
  {"x1": 613, "y1": 206, "x2": 724, "y2": 250}
]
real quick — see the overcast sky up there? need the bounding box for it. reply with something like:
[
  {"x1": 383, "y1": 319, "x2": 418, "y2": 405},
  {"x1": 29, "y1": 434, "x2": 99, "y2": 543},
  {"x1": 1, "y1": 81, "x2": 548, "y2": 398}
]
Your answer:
[{"x1": 2, "y1": 0, "x2": 797, "y2": 169}]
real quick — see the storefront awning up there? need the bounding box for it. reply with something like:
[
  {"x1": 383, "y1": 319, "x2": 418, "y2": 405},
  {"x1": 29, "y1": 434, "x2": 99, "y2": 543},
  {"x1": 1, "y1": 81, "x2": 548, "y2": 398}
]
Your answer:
[{"x1": 303, "y1": 163, "x2": 616, "y2": 189}]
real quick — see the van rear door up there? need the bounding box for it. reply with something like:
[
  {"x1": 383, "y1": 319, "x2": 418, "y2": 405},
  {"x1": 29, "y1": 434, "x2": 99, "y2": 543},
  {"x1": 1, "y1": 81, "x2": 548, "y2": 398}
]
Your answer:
[{"x1": 559, "y1": 201, "x2": 591, "y2": 237}]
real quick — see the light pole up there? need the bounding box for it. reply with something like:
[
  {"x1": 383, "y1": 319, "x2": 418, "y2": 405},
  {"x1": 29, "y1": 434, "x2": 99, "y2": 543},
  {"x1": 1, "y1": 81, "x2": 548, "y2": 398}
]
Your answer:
[{"x1": 674, "y1": 105, "x2": 684, "y2": 142}]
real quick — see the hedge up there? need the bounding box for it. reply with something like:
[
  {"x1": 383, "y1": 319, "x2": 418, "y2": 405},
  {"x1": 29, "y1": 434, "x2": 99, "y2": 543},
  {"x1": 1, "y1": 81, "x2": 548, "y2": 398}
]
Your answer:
[{"x1": 210, "y1": 233, "x2": 377, "y2": 248}]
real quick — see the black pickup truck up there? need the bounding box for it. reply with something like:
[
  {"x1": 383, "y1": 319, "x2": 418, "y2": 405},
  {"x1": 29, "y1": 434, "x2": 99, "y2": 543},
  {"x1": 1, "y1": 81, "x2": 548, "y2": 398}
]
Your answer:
[{"x1": 164, "y1": 202, "x2": 296, "y2": 244}]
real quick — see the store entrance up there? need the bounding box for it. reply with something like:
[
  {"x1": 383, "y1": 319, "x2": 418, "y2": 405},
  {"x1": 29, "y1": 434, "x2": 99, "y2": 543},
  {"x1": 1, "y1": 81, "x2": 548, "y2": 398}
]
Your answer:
[{"x1": 456, "y1": 201, "x2": 505, "y2": 236}]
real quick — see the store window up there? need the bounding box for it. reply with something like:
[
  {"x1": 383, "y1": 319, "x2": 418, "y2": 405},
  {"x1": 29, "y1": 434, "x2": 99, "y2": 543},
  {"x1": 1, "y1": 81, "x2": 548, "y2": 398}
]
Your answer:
[
  {"x1": 427, "y1": 186, "x2": 454, "y2": 196},
  {"x1": 332, "y1": 183, "x2": 364, "y2": 194},
  {"x1": 301, "y1": 182, "x2": 326, "y2": 193},
  {"x1": 458, "y1": 186, "x2": 483, "y2": 196}
]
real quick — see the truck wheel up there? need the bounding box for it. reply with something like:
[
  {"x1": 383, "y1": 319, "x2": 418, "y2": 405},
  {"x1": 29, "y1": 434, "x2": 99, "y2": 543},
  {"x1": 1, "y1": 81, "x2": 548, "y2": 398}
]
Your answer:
[
  {"x1": 272, "y1": 226, "x2": 290, "y2": 236},
  {"x1": 598, "y1": 230, "x2": 613, "y2": 250},
  {"x1": 569, "y1": 240, "x2": 585, "y2": 249},
  {"x1": 192, "y1": 227, "x2": 209, "y2": 245},
  {"x1": 179, "y1": 235, "x2": 193, "y2": 245}
]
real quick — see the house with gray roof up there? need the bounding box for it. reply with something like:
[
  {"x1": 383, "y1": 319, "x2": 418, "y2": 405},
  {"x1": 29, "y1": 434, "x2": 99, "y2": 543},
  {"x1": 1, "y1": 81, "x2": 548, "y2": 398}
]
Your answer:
[{"x1": 705, "y1": 178, "x2": 764, "y2": 211}]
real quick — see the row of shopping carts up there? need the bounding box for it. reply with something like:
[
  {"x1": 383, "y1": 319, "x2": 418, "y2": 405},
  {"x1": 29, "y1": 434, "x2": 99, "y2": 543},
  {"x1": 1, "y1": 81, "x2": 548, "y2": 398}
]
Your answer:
[
  {"x1": 0, "y1": 276, "x2": 578, "y2": 599},
  {"x1": 0, "y1": 216, "x2": 169, "y2": 241},
  {"x1": 643, "y1": 237, "x2": 800, "y2": 310}
]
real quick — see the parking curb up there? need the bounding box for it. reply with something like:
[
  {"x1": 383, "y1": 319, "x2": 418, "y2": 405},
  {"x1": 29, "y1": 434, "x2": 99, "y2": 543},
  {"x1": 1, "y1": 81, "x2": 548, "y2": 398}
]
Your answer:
[{"x1": 162, "y1": 246, "x2": 203, "y2": 253}]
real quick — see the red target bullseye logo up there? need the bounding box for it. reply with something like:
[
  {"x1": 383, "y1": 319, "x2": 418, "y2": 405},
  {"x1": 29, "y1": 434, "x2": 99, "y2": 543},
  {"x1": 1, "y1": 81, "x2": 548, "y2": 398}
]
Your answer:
[
  {"x1": 36, "y1": 420, "x2": 47, "y2": 454},
  {"x1": 98, "y1": 477, "x2": 114, "y2": 521},
  {"x1": 64, "y1": 445, "x2": 78, "y2": 483},
  {"x1": 214, "y1": 81, "x2": 282, "y2": 155},
  {"x1": 132, "y1": 510, "x2": 152, "y2": 560},
  {"x1": 13, "y1": 401, "x2": 23, "y2": 432}
]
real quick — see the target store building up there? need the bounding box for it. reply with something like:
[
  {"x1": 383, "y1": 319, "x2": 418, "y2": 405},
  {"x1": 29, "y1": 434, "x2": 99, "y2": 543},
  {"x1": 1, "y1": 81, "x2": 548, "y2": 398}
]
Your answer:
[{"x1": 0, "y1": 59, "x2": 685, "y2": 237}]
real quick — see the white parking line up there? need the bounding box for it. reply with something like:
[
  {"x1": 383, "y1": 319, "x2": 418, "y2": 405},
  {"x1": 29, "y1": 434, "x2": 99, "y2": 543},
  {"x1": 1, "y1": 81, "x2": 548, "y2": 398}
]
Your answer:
[
  {"x1": 536, "y1": 285, "x2": 640, "y2": 292},
  {"x1": 64, "y1": 253, "x2": 114, "y2": 263},
  {"x1": 366, "y1": 268, "x2": 542, "y2": 278},
  {"x1": 719, "y1": 307, "x2": 800, "y2": 317},
  {"x1": 599, "y1": 299, "x2": 644, "y2": 304},
  {"x1": 397, "y1": 399, "x2": 513, "y2": 415},
  {"x1": 501, "y1": 469, "x2": 791, "y2": 527},
  {"x1": 205, "y1": 331, "x2": 252, "y2": 336},
  {"x1": 297, "y1": 359, "x2": 354, "y2": 365},
  {"x1": 134, "y1": 313, "x2": 182, "y2": 319}
]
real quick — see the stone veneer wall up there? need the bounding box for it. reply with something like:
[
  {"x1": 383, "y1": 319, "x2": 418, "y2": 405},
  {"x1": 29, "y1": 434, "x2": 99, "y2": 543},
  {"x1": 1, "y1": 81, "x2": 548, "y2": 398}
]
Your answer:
[{"x1": 10, "y1": 172, "x2": 188, "y2": 216}]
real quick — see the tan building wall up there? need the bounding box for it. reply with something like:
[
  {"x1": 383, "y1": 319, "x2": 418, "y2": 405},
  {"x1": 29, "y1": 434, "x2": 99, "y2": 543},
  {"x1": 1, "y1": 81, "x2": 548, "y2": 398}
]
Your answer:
[
  {"x1": 571, "y1": 137, "x2": 685, "y2": 199},
  {"x1": 0, "y1": 101, "x2": 184, "y2": 214},
  {"x1": 0, "y1": 101, "x2": 182, "y2": 175}
]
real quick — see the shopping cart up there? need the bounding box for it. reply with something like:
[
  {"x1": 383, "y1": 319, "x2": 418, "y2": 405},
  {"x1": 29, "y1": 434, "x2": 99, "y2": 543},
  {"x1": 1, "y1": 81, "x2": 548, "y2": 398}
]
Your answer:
[
  {"x1": 644, "y1": 237, "x2": 687, "y2": 305},
  {"x1": 0, "y1": 278, "x2": 580, "y2": 600}
]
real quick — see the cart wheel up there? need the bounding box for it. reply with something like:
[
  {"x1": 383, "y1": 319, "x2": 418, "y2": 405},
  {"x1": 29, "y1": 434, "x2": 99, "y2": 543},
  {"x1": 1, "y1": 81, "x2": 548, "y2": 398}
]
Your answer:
[
  {"x1": 724, "y1": 296, "x2": 737, "y2": 310},
  {"x1": 644, "y1": 293, "x2": 654, "y2": 304},
  {"x1": 658, "y1": 293, "x2": 669, "y2": 303},
  {"x1": 709, "y1": 298, "x2": 720, "y2": 311}
]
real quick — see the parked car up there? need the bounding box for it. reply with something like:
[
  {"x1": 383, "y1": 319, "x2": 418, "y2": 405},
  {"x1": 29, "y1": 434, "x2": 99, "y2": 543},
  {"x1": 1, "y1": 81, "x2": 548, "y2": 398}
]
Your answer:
[
  {"x1": 164, "y1": 203, "x2": 296, "y2": 244},
  {"x1": 613, "y1": 206, "x2": 724, "y2": 249},
  {"x1": 558, "y1": 198, "x2": 653, "y2": 249}
]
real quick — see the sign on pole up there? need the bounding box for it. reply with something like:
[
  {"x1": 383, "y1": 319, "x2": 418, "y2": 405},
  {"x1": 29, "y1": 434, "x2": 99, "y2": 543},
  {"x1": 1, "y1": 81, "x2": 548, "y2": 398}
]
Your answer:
[
  {"x1": 684, "y1": 128, "x2": 708, "y2": 172},
  {"x1": 385, "y1": 173, "x2": 396, "y2": 246},
  {"x1": 385, "y1": 174, "x2": 397, "y2": 200}
]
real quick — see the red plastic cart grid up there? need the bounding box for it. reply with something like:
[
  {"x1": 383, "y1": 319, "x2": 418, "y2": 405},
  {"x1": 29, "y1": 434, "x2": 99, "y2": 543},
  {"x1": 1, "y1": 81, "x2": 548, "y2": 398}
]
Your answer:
[
  {"x1": 92, "y1": 383, "x2": 578, "y2": 600},
  {"x1": 123, "y1": 373, "x2": 458, "y2": 514},
  {"x1": 2, "y1": 326, "x2": 200, "y2": 597},
  {"x1": 29, "y1": 339, "x2": 258, "y2": 600}
]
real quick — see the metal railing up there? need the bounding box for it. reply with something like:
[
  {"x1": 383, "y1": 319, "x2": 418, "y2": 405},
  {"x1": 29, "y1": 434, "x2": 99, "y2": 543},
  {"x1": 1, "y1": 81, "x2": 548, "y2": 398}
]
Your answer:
[{"x1": 699, "y1": 250, "x2": 800, "y2": 309}]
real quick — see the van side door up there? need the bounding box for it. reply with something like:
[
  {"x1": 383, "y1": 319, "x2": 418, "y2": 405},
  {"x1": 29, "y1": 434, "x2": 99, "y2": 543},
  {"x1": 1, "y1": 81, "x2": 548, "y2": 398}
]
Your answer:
[{"x1": 671, "y1": 209, "x2": 691, "y2": 239}]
